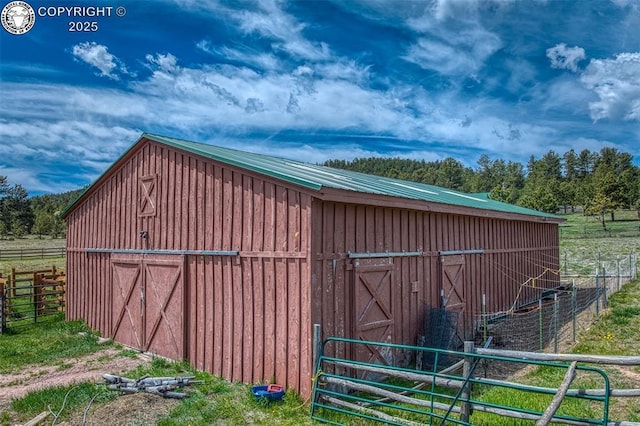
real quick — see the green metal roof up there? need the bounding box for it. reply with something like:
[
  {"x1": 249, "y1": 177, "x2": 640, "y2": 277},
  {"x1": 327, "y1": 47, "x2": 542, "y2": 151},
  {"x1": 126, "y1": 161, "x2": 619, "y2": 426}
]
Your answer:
[
  {"x1": 146, "y1": 133, "x2": 561, "y2": 220},
  {"x1": 62, "y1": 132, "x2": 563, "y2": 221}
]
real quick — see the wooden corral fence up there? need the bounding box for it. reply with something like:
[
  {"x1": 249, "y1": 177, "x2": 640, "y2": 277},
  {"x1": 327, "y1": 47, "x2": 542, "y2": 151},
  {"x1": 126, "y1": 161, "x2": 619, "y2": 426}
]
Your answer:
[
  {"x1": 0, "y1": 267, "x2": 66, "y2": 332},
  {"x1": 0, "y1": 247, "x2": 66, "y2": 261},
  {"x1": 311, "y1": 337, "x2": 640, "y2": 426}
]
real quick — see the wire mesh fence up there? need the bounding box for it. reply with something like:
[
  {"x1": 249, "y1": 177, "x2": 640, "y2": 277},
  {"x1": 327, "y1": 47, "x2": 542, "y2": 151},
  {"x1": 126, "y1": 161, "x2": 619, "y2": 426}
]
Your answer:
[{"x1": 474, "y1": 250, "x2": 638, "y2": 353}]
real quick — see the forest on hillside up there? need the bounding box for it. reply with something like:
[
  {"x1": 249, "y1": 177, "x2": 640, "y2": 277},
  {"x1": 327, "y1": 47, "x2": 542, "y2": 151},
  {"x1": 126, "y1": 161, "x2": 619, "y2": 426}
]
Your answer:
[
  {"x1": 324, "y1": 147, "x2": 639, "y2": 221},
  {"x1": 0, "y1": 176, "x2": 83, "y2": 239},
  {"x1": 0, "y1": 146, "x2": 638, "y2": 238}
]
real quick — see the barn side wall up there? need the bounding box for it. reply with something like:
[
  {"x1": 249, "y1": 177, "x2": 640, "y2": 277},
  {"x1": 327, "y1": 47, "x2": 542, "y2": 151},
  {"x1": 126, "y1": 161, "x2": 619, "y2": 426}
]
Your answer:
[
  {"x1": 310, "y1": 201, "x2": 560, "y2": 351},
  {"x1": 66, "y1": 140, "x2": 313, "y2": 396}
]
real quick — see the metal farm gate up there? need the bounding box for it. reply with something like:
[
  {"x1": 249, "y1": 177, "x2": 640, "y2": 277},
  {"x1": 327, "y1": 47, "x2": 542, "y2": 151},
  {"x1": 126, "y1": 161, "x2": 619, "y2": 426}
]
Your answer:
[
  {"x1": 111, "y1": 254, "x2": 185, "y2": 360},
  {"x1": 311, "y1": 337, "x2": 614, "y2": 425}
]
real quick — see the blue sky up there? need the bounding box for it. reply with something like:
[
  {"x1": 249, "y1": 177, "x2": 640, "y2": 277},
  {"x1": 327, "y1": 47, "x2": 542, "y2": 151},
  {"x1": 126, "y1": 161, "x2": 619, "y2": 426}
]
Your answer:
[{"x1": 1, "y1": 0, "x2": 639, "y2": 195}]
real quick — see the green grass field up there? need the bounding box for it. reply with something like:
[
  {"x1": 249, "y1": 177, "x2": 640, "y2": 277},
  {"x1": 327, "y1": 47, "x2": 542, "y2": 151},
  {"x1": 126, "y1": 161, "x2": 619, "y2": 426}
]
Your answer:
[
  {"x1": 559, "y1": 210, "x2": 639, "y2": 276},
  {"x1": 0, "y1": 235, "x2": 66, "y2": 276},
  {"x1": 559, "y1": 209, "x2": 640, "y2": 240},
  {"x1": 0, "y1": 318, "x2": 314, "y2": 425}
]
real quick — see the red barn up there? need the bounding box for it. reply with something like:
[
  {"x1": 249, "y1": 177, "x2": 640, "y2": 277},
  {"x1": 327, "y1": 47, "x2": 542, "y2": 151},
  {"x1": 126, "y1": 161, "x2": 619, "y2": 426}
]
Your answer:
[{"x1": 62, "y1": 133, "x2": 563, "y2": 397}]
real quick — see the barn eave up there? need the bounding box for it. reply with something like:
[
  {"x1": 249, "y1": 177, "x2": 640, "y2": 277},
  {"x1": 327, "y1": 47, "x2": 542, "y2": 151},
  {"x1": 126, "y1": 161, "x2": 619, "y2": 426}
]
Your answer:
[{"x1": 317, "y1": 187, "x2": 565, "y2": 224}]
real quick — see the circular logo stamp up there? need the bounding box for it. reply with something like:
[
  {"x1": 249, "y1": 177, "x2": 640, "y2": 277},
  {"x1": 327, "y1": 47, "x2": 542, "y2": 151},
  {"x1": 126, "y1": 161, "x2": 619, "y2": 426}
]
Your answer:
[{"x1": 1, "y1": 1, "x2": 35, "y2": 35}]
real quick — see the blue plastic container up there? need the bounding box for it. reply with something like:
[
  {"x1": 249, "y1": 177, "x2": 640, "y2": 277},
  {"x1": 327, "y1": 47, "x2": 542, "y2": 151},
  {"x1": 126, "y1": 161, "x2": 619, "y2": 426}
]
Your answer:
[{"x1": 251, "y1": 385, "x2": 285, "y2": 401}]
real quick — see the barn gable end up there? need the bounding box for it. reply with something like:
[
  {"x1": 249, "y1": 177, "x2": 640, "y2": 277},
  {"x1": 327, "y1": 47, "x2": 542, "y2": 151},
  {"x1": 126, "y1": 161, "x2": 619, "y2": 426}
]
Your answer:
[{"x1": 65, "y1": 137, "x2": 314, "y2": 395}]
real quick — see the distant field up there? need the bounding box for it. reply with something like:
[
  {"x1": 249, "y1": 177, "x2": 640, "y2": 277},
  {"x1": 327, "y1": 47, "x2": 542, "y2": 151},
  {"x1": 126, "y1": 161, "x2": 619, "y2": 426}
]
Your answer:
[
  {"x1": 0, "y1": 236, "x2": 66, "y2": 275},
  {"x1": 559, "y1": 209, "x2": 640, "y2": 240},
  {"x1": 558, "y1": 210, "x2": 640, "y2": 276},
  {"x1": 0, "y1": 235, "x2": 65, "y2": 250}
]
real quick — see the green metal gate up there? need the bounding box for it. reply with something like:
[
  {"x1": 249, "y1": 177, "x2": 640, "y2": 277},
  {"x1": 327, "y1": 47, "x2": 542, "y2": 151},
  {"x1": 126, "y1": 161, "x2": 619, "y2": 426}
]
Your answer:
[{"x1": 310, "y1": 337, "x2": 610, "y2": 425}]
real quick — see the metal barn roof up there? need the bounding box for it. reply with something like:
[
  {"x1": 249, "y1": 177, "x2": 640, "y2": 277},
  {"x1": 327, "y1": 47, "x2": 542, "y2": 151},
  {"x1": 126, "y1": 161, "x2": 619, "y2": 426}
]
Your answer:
[{"x1": 143, "y1": 133, "x2": 561, "y2": 221}]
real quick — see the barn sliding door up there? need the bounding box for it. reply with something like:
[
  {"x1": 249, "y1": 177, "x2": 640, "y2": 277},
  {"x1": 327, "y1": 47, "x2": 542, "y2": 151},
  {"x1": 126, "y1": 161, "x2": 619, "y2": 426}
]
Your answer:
[
  {"x1": 353, "y1": 258, "x2": 395, "y2": 367},
  {"x1": 439, "y1": 254, "x2": 466, "y2": 344},
  {"x1": 143, "y1": 257, "x2": 185, "y2": 359},
  {"x1": 111, "y1": 255, "x2": 185, "y2": 360},
  {"x1": 111, "y1": 257, "x2": 143, "y2": 350}
]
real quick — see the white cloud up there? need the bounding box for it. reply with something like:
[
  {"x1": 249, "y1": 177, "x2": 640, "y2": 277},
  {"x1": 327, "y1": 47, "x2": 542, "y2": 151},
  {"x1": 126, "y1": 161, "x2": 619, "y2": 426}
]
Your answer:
[
  {"x1": 430, "y1": 0, "x2": 484, "y2": 21},
  {"x1": 403, "y1": 28, "x2": 501, "y2": 77},
  {"x1": 229, "y1": 0, "x2": 331, "y2": 61},
  {"x1": 0, "y1": 115, "x2": 139, "y2": 193},
  {"x1": 145, "y1": 53, "x2": 179, "y2": 73},
  {"x1": 537, "y1": 76, "x2": 595, "y2": 114},
  {"x1": 197, "y1": 41, "x2": 283, "y2": 72},
  {"x1": 580, "y1": 52, "x2": 640, "y2": 121},
  {"x1": 71, "y1": 42, "x2": 127, "y2": 79},
  {"x1": 403, "y1": 3, "x2": 502, "y2": 77},
  {"x1": 4, "y1": 35, "x2": 639, "y2": 194},
  {"x1": 174, "y1": 0, "x2": 331, "y2": 61},
  {"x1": 0, "y1": 165, "x2": 62, "y2": 194},
  {"x1": 503, "y1": 58, "x2": 538, "y2": 94},
  {"x1": 546, "y1": 43, "x2": 586, "y2": 73},
  {"x1": 0, "y1": 118, "x2": 137, "y2": 162}
]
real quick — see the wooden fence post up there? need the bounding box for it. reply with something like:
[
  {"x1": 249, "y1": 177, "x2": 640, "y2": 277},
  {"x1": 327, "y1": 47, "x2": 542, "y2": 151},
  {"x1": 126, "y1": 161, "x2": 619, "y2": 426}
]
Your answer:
[
  {"x1": 57, "y1": 272, "x2": 66, "y2": 312},
  {"x1": 33, "y1": 273, "x2": 41, "y2": 323},
  {"x1": 10, "y1": 267, "x2": 16, "y2": 299},
  {"x1": 0, "y1": 277, "x2": 5, "y2": 333},
  {"x1": 461, "y1": 341, "x2": 474, "y2": 422}
]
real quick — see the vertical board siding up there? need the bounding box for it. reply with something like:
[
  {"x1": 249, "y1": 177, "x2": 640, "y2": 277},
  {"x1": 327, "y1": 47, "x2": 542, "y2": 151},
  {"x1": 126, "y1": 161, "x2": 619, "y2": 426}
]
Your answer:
[
  {"x1": 311, "y1": 202, "x2": 561, "y2": 352},
  {"x1": 66, "y1": 141, "x2": 313, "y2": 397}
]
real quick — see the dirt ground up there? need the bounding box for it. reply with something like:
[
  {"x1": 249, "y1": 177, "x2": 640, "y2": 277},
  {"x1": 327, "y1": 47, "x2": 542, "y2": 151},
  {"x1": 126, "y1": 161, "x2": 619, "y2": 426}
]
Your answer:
[
  {"x1": 58, "y1": 392, "x2": 179, "y2": 426},
  {"x1": 0, "y1": 348, "x2": 180, "y2": 425}
]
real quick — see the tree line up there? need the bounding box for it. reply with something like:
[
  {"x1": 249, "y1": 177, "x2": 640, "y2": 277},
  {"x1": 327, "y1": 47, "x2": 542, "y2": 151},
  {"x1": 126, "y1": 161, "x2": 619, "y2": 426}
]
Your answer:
[
  {"x1": 0, "y1": 146, "x2": 637, "y2": 238},
  {"x1": 324, "y1": 147, "x2": 640, "y2": 228},
  {"x1": 0, "y1": 176, "x2": 83, "y2": 239}
]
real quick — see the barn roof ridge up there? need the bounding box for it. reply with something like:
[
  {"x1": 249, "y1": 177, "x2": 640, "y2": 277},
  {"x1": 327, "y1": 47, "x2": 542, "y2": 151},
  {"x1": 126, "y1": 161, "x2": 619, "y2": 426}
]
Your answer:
[
  {"x1": 142, "y1": 133, "x2": 561, "y2": 221},
  {"x1": 62, "y1": 132, "x2": 563, "y2": 221}
]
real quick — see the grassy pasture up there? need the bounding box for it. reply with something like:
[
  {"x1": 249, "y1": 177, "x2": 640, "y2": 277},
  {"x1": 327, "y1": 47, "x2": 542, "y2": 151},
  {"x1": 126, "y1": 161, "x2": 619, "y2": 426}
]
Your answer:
[
  {"x1": 559, "y1": 209, "x2": 640, "y2": 240},
  {"x1": 559, "y1": 210, "x2": 639, "y2": 276},
  {"x1": 0, "y1": 236, "x2": 66, "y2": 276},
  {"x1": 0, "y1": 319, "x2": 313, "y2": 426}
]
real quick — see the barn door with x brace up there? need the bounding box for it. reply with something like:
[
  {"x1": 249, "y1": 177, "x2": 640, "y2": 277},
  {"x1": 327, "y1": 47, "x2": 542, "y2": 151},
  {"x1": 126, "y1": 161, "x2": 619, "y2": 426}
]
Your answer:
[
  {"x1": 111, "y1": 254, "x2": 185, "y2": 360},
  {"x1": 353, "y1": 258, "x2": 396, "y2": 370},
  {"x1": 439, "y1": 254, "x2": 466, "y2": 345}
]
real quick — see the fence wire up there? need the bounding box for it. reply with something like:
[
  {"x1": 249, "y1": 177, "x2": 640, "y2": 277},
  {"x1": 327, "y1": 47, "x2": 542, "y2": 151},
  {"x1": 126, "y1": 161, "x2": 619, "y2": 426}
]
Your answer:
[{"x1": 474, "y1": 251, "x2": 638, "y2": 353}]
